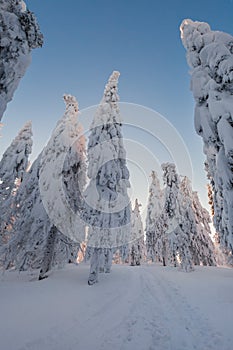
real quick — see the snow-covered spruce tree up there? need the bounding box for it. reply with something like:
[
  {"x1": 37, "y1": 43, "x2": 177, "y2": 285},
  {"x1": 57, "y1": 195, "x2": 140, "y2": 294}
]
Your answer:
[
  {"x1": 180, "y1": 19, "x2": 233, "y2": 256},
  {"x1": 39, "y1": 94, "x2": 86, "y2": 279},
  {"x1": 177, "y1": 177, "x2": 195, "y2": 271},
  {"x1": 192, "y1": 190, "x2": 216, "y2": 266},
  {"x1": 145, "y1": 170, "x2": 163, "y2": 262},
  {"x1": 0, "y1": 0, "x2": 43, "y2": 120},
  {"x1": 0, "y1": 95, "x2": 86, "y2": 277},
  {"x1": 0, "y1": 153, "x2": 76, "y2": 273},
  {"x1": 161, "y1": 163, "x2": 180, "y2": 267},
  {"x1": 81, "y1": 71, "x2": 131, "y2": 285},
  {"x1": 130, "y1": 199, "x2": 144, "y2": 266},
  {"x1": 0, "y1": 153, "x2": 50, "y2": 271},
  {"x1": 0, "y1": 121, "x2": 32, "y2": 245},
  {"x1": 160, "y1": 164, "x2": 193, "y2": 271}
]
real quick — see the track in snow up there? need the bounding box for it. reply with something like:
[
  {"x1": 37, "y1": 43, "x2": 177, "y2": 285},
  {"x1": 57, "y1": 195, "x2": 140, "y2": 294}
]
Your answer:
[{"x1": 0, "y1": 264, "x2": 232, "y2": 350}]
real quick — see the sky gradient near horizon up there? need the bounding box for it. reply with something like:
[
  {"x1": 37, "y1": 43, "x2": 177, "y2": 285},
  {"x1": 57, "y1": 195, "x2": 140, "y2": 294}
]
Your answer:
[{"x1": 1, "y1": 0, "x2": 233, "y2": 216}]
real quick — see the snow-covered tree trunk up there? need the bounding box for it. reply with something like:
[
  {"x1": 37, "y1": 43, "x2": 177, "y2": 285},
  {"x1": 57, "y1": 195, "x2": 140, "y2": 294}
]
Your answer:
[
  {"x1": 180, "y1": 19, "x2": 233, "y2": 256},
  {"x1": 145, "y1": 171, "x2": 163, "y2": 262},
  {"x1": 0, "y1": 121, "x2": 32, "y2": 245},
  {"x1": 99, "y1": 248, "x2": 114, "y2": 273},
  {"x1": 0, "y1": 0, "x2": 43, "y2": 120},
  {"x1": 88, "y1": 248, "x2": 101, "y2": 285},
  {"x1": 81, "y1": 71, "x2": 131, "y2": 285},
  {"x1": 38, "y1": 225, "x2": 57, "y2": 280}
]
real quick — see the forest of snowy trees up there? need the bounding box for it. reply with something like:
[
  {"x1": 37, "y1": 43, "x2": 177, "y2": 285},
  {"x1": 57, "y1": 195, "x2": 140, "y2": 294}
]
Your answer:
[
  {"x1": 0, "y1": 3, "x2": 232, "y2": 284},
  {"x1": 0, "y1": 69, "x2": 218, "y2": 282}
]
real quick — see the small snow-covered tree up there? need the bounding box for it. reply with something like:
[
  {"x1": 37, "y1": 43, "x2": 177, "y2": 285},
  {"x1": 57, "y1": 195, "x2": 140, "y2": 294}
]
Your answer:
[
  {"x1": 145, "y1": 170, "x2": 163, "y2": 262},
  {"x1": 81, "y1": 71, "x2": 131, "y2": 285},
  {"x1": 0, "y1": 95, "x2": 86, "y2": 277},
  {"x1": 130, "y1": 199, "x2": 144, "y2": 266},
  {"x1": 180, "y1": 19, "x2": 233, "y2": 257},
  {"x1": 0, "y1": 0, "x2": 43, "y2": 119},
  {"x1": 0, "y1": 121, "x2": 32, "y2": 244}
]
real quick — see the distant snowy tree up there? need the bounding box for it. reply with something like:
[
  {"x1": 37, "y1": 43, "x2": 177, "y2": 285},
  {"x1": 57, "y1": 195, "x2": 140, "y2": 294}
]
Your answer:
[
  {"x1": 130, "y1": 199, "x2": 144, "y2": 266},
  {"x1": 192, "y1": 191, "x2": 216, "y2": 266},
  {"x1": 81, "y1": 71, "x2": 131, "y2": 285},
  {"x1": 0, "y1": 121, "x2": 32, "y2": 244},
  {"x1": 0, "y1": 0, "x2": 43, "y2": 120},
  {"x1": 145, "y1": 171, "x2": 163, "y2": 262},
  {"x1": 181, "y1": 19, "x2": 233, "y2": 257},
  {"x1": 161, "y1": 163, "x2": 180, "y2": 267},
  {"x1": 177, "y1": 177, "x2": 195, "y2": 271},
  {"x1": 0, "y1": 95, "x2": 86, "y2": 277},
  {"x1": 160, "y1": 166, "x2": 193, "y2": 271},
  {"x1": 113, "y1": 244, "x2": 129, "y2": 264}
]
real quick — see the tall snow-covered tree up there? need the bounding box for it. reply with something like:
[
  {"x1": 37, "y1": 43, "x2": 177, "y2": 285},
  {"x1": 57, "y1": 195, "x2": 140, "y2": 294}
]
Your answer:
[
  {"x1": 0, "y1": 95, "x2": 86, "y2": 277},
  {"x1": 38, "y1": 94, "x2": 86, "y2": 279},
  {"x1": 81, "y1": 71, "x2": 131, "y2": 285},
  {"x1": 0, "y1": 121, "x2": 32, "y2": 244},
  {"x1": 0, "y1": 0, "x2": 43, "y2": 120},
  {"x1": 145, "y1": 170, "x2": 163, "y2": 262},
  {"x1": 180, "y1": 19, "x2": 233, "y2": 257},
  {"x1": 130, "y1": 199, "x2": 144, "y2": 266}
]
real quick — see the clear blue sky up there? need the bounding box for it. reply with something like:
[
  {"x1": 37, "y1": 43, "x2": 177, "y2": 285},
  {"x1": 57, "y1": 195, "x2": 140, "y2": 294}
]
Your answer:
[{"x1": 1, "y1": 0, "x2": 233, "y2": 215}]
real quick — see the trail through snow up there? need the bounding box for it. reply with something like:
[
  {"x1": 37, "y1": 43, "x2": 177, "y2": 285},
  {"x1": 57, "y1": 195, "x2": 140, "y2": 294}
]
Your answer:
[{"x1": 0, "y1": 264, "x2": 232, "y2": 350}]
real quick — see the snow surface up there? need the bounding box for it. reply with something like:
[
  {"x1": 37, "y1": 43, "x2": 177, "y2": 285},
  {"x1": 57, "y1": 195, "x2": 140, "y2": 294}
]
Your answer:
[{"x1": 0, "y1": 264, "x2": 232, "y2": 350}]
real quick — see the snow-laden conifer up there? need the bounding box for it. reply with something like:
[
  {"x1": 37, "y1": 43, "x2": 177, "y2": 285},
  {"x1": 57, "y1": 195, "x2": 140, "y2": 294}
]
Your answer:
[
  {"x1": 0, "y1": 121, "x2": 32, "y2": 244},
  {"x1": 130, "y1": 199, "x2": 144, "y2": 266},
  {"x1": 0, "y1": 0, "x2": 43, "y2": 119},
  {"x1": 145, "y1": 171, "x2": 163, "y2": 262},
  {"x1": 0, "y1": 95, "x2": 86, "y2": 277},
  {"x1": 180, "y1": 19, "x2": 233, "y2": 256},
  {"x1": 192, "y1": 190, "x2": 216, "y2": 266},
  {"x1": 177, "y1": 176, "x2": 195, "y2": 271},
  {"x1": 81, "y1": 71, "x2": 131, "y2": 285},
  {"x1": 161, "y1": 163, "x2": 180, "y2": 267}
]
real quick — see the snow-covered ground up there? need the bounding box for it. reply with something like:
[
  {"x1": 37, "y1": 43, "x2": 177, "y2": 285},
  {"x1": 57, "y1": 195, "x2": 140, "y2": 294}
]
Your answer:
[{"x1": 0, "y1": 263, "x2": 232, "y2": 350}]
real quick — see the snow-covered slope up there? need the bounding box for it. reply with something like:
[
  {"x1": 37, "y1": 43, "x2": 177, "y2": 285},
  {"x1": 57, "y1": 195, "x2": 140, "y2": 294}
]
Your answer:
[{"x1": 0, "y1": 264, "x2": 232, "y2": 350}]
